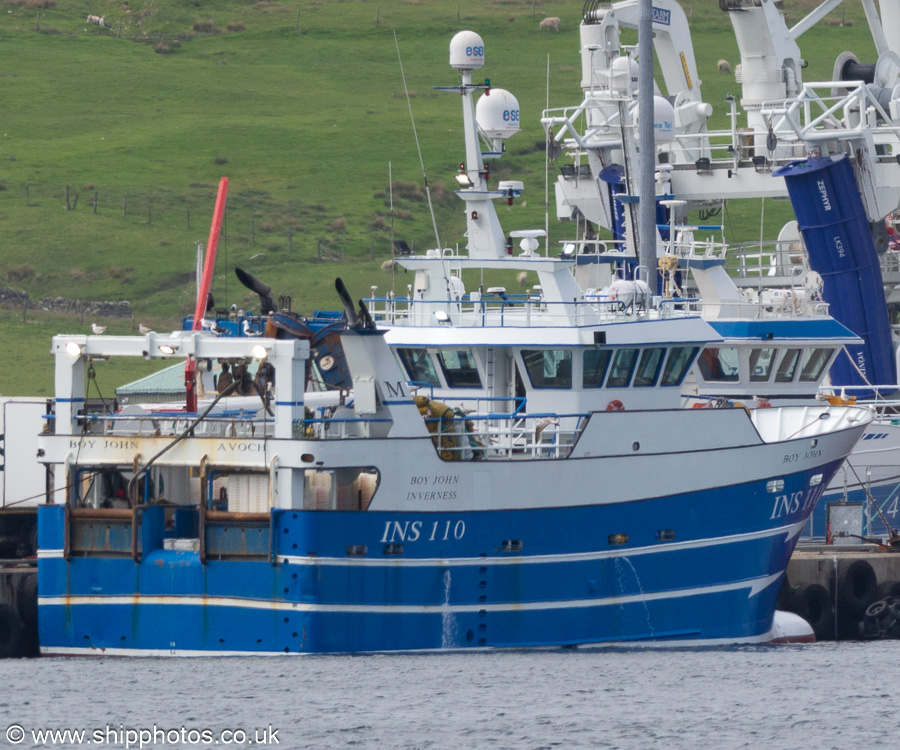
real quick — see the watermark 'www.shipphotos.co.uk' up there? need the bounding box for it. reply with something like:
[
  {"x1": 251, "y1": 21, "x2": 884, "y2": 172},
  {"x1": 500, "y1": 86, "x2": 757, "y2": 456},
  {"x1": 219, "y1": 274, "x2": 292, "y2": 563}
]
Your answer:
[{"x1": 4, "y1": 723, "x2": 280, "y2": 748}]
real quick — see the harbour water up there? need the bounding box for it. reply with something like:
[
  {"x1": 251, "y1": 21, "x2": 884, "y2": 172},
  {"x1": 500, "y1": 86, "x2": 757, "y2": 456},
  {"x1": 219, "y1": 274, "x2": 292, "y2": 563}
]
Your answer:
[{"x1": 1, "y1": 643, "x2": 897, "y2": 749}]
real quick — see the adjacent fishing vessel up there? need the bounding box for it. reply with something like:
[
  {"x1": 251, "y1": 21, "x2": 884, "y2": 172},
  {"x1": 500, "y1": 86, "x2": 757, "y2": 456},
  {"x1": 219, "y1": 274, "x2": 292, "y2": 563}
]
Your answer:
[
  {"x1": 36, "y1": 32, "x2": 873, "y2": 655},
  {"x1": 544, "y1": 0, "x2": 900, "y2": 540}
]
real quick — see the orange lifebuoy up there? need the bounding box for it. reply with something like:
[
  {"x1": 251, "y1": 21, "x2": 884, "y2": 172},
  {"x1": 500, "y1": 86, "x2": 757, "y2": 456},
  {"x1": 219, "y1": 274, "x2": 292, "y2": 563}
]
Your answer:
[{"x1": 606, "y1": 399, "x2": 625, "y2": 412}]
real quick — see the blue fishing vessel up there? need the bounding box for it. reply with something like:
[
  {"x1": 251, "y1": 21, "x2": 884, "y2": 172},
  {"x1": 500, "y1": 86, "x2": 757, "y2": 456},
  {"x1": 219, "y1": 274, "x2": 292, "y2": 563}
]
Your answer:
[{"x1": 36, "y1": 32, "x2": 872, "y2": 654}]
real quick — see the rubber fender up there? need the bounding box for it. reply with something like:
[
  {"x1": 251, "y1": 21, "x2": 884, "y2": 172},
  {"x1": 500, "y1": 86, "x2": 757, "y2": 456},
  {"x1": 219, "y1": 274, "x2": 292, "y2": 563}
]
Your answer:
[
  {"x1": 865, "y1": 599, "x2": 890, "y2": 621},
  {"x1": 876, "y1": 579, "x2": 900, "y2": 603},
  {"x1": 889, "y1": 600, "x2": 900, "y2": 622},
  {"x1": 834, "y1": 559, "x2": 878, "y2": 617},
  {"x1": 0, "y1": 603, "x2": 25, "y2": 659},
  {"x1": 861, "y1": 601, "x2": 894, "y2": 639},
  {"x1": 789, "y1": 583, "x2": 835, "y2": 641},
  {"x1": 776, "y1": 574, "x2": 793, "y2": 611},
  {"x1": 16, "y1": 573, "x2": 37, "y2": 632}
]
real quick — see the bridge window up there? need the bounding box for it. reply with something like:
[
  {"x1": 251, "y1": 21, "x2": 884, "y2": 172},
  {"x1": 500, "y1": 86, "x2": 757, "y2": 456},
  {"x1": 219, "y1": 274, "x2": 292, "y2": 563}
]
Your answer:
[
  {"x1": 697, "y1": 347, "x2": 739, "y2": 382},
  {"x1": 799, "y1": 347, "x2": 833, "y2": 382},
  {"x1": 660, "y1": 346, "x2": 698, "y2": 386},
  {"x1": 634, "y1": 348, "x2": 666, "y2": 387},
  {"x1": 397, "y1": 348, "x2": 440, "y2": 387},
  {"x1": 749, "y1": 347, "x2": 776, "y2": 382},
  {"x1": 775, "y1": 348, "x2": 802, "y2": 383},
  {"x1": 437, "y1": 349, "x2": 482, "y2": 388},
  {"x1": 521, "y1": 349, "x2": 572, "y2": 389},
  {"x1": 607, "y1": 348, "x2": 639, "y2": 387},
  {"x1": 583, "y1": 349, "x2": 612, "y2": 388}
]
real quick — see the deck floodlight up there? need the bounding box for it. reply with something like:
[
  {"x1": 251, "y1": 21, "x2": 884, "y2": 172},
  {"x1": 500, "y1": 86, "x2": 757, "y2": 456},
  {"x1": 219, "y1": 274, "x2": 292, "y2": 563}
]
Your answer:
[
  {"x1": 65, "y1": 341, "x2": 83, "y2": 357},
  {"x1": 158, "y1": 344, "x2": 178, "y2": 355},
  {"x1": 455, "y1": 163, "x2": 472, "y2": 187},
  {"x1": 251, "y1": 344, "x2": 269, "y2": 360}
]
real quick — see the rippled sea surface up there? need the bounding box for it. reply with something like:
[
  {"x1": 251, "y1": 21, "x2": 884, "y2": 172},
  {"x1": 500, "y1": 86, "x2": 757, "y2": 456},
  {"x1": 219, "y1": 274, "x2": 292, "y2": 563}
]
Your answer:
[{"x1": 1, "y1": 642, "x2": 899, "y2": 749}]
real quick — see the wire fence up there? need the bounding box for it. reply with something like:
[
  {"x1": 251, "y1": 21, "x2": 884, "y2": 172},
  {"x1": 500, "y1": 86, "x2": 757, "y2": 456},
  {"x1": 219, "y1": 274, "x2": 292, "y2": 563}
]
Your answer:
[{"x1": 2, "y1": 180, "x2": 400, "y2": 264}]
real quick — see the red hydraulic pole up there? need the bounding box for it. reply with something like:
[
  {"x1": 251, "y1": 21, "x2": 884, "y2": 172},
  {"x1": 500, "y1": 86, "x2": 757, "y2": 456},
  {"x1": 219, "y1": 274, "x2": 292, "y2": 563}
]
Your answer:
[
  {"x1": 186, "y1": 176, "x2": 229, "y2": 411},
  {"x1": 193, "y1": 176, "x2": 229, "y2": 330}
]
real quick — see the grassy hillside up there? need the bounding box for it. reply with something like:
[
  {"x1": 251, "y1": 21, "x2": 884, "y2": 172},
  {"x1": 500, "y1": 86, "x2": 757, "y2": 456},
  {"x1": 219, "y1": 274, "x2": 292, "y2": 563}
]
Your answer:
[{"x1": 0, "y1": 0, "x2": 879, "y2": 394}]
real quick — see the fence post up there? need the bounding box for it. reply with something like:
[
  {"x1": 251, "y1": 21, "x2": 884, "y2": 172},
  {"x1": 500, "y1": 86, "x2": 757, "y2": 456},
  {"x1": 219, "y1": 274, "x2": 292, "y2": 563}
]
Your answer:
[
  {"x1": 147, "y1": 197, "x2": 151, "y2": 224},
  {"x1": 65, "y1": 185, "x2": 70, "y2": 211},
  {"x1": 122, "y1": 196, "x2": 127, "y2": 217},
  {"x1": 93, "y1": 191, "x2": 98, "y2": 214}
]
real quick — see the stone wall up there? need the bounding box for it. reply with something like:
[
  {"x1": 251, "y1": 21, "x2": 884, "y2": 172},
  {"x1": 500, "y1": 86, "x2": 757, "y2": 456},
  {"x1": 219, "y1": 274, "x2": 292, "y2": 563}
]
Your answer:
[{"x1": 0, "y1": 288, "x2": 132, "y2": 318}]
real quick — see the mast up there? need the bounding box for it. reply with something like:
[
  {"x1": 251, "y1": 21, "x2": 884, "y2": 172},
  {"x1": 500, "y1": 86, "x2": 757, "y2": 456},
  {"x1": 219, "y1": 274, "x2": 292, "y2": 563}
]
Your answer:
[{"x1": 638, "y1": 0, "x2": 656, "y2": 280}]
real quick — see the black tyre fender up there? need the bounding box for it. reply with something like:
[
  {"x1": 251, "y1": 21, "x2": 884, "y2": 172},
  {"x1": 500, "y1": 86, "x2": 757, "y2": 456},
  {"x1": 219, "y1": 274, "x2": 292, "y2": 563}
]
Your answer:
[
  {"x1": 866, "y1": 599, "x2": 890, "y2": 621},
  {"x1": 876, "y1": 580, "x2": 900, "y2": 604},
  {"x1": 0, "y1": 604, "x2": 25, "y2": 659},
  {"x1": 835, "y1": 559, "x2": 878, "y2": 617},
  {"x1": 791, "y1": 583, "x2": 835, "y2": 641},
  {"x1": 776, "y1": 573, "x2": 793, "y2": 611},
  {"x1": 889, "y1": 600, "x2": 900, "y2": 622}
]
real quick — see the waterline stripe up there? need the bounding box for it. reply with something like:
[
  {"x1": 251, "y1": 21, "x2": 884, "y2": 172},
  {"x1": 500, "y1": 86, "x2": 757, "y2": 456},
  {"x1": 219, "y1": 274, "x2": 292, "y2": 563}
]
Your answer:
[
  {"x1": 37, "y1": 571, "x2": 782, "y2": 614},
  {"x1": 41, "y1": 625, "x2": 780, "y2": 657}
]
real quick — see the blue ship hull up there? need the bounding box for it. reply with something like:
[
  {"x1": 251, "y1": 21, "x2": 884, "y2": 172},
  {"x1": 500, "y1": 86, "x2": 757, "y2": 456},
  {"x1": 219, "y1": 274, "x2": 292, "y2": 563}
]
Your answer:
[{"x1": 38, "y1": 460, "x2": 838, "y2": 655}]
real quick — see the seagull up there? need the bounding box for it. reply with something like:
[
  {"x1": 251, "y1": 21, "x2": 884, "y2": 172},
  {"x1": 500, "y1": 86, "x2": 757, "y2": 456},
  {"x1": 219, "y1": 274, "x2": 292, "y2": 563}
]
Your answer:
[
  {"x1": 91, "y1": 323, "x2": 107, "y2": 335},
  {"x1": 242, "y1": 320, "x2": 262, "y2": 337},
  {"x1": 199, "y1": 318, "x2": 223, "y2": 335},
  {"x1": 139, "y1": 324, "x2": 153, "y2": 335}
]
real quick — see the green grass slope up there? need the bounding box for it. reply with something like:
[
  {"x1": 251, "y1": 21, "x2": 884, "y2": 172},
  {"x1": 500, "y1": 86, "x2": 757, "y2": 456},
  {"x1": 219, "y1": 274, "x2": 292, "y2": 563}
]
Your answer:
[{"x1": 0, "y1": 0, "x2": 878, "y2": 394}]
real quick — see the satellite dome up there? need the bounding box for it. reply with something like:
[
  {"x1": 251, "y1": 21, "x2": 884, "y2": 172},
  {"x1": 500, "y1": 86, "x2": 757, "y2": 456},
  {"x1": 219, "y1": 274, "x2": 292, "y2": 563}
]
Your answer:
[
  {"x1": 610, "y1": 56, "x2": 638, "y2": 94},
  {"x1": 450, "y1": 31, "x2": 485, "y2": 70},
  {"x1": 476, "y1": 88, "x2": 520, "y2": 140},
  {"x1": 630, "y1": 96, "x2": 676, "y2": 143}
]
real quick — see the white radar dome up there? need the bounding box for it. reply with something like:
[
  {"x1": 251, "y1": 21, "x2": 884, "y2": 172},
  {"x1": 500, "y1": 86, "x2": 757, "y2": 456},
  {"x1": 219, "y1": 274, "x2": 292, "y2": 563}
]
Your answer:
[
  {"x1": 610, "y1": 56, "x2": 638, "y2": 94},
  {"x1": 476, "y1": 88, "x2": 520, "y2": 140},
  {"x1": 631, "y1": 96, "x2": 676, "y2": 144},
  {"x1": 450, "y1": 31, "x2": 485, "y2": 70}
]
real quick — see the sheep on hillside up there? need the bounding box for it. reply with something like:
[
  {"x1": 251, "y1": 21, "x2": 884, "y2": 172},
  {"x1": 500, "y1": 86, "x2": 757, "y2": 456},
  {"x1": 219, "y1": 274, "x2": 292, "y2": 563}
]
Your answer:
[
  {"x1": 717, "y1": 59, "x2": 731, "y2": 74},
  {"x1": 539, "y1": 17, "x2": 560, "y2": 31}
]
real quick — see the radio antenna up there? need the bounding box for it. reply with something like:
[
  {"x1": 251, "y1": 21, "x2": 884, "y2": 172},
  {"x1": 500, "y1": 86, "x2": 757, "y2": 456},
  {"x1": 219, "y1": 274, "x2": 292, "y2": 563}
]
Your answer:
[{"x1": 394, "y1": 29, "x2": 442, "y2": 252}]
